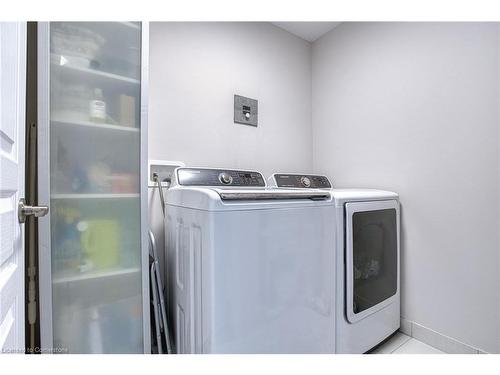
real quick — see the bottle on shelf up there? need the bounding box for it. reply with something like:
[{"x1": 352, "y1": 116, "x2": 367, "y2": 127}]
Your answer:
[{"x1": 89, "y1": 88, "x2": 106, "y2": 123}]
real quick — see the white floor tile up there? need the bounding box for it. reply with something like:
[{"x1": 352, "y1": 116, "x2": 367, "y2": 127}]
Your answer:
[
  {"x1": 412, "y1": 322, "x2": 476, "y2": 354},
  {"x1": 392, "y1": 338, "x2": 445, "y2": 354},
  {"x1": 370, "y1": 332, "x2": 411, "y2": 354}
]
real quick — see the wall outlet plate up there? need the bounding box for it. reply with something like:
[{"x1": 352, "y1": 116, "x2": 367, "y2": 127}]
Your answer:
[
  {"x1": 234, "y1": 95, "x2": 258, "y2": 127},
  {"x1": 148, "y1": 160, "x2": 185, "y2": 187}
]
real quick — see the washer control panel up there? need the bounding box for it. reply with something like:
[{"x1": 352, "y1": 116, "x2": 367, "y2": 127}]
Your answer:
[
  {"x1": 177, "y1": 168, "x2": 266, "y2": 187},
  {"x1": 273, "y1": 174, "x2": 332, "y2": 189}
]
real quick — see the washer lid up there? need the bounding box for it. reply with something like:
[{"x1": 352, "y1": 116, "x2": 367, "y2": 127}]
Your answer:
[
  {"x1": 214, "y1": 188, "x2": 330, "y2": 201},
  {"x1": 165, "y1": 186, "x2": 333, "y2": 211}
]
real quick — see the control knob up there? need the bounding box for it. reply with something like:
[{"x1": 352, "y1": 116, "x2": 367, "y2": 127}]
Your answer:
[
  {"x1": 300, "y1": 176, "x2": 311, "y2": 187},
  {"x1": 219, "y1": 172, "x2": 233, "y2": 185}
]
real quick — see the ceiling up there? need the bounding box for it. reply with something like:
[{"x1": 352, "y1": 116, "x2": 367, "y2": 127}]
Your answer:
[{"x1": 272, "y1": 22, "x2": 341, "y2": 42}]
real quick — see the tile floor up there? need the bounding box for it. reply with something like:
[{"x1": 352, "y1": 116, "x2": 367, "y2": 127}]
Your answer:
[{"x1": 369, "y1": 332, "x2": 445, "y2": 354}]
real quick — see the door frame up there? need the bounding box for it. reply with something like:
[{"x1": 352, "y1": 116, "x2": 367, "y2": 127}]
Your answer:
[
  {"x1": 139, "y1": 21, "x2": 151, "y2": 354},
  {"x1": 36, "y1": 21, "x2": 52, "y2": 351},
  {"x1": 345, "y1": 199, "x2": 400, "y2": 324}
]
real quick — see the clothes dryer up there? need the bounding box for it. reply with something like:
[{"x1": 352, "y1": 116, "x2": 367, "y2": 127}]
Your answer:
[{"x1": 269, "y1": 173, "x2": 400, "y2": 354}]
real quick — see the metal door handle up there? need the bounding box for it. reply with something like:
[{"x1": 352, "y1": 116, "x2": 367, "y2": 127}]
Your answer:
[{"x1": 18, "y1": 198, "x2": 49, "y2": 223}]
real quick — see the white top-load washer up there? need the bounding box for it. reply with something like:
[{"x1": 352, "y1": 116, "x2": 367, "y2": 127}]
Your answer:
[
  {"x1": 164, "y1": 167, "x2": 336, "y2": 353},
  {"x1": 269, "y1": 173, "x2": 400, "y2": 354}
]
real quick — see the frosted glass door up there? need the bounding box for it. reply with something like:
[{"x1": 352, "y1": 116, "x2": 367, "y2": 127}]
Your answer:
[{"x1": 48, "y1": 22, "x2": 143, "y2": 353}]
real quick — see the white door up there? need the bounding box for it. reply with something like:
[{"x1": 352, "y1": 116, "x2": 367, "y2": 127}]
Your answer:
[{"x1": 0, "y1": 22, "x2": 26, "y2": 354}]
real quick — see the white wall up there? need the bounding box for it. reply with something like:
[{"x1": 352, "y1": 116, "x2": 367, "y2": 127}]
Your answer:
[
  {"x1": 148, "y1": 21, "x2": 500, "y2": 353},
  {"x1": 149, "y1": 22, "x2": 312, "y2": 178},
  {"x1": 312, "y1": 22, "x2": 499, "y2": 353},
  {"x1": 148, "y1": 22, "x2": 312, "y2": 282}
]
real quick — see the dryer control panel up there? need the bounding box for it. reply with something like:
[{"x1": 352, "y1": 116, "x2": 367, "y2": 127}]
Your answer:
[
  {"x1": 273, "y1": 174, "x2": 332, "y2": 189},
  {"x1": 176, "y1": 168, "x2": 266, "y2": 187}
]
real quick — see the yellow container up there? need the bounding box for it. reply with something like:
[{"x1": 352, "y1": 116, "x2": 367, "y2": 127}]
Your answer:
[{"x1": 80, "y1": 219, "x2": 119, "y2": 269}]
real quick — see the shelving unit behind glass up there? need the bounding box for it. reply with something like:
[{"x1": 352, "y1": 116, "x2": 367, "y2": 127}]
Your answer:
[{"x1": 39, "y1": 21, "x2": 148, "y2": 353}]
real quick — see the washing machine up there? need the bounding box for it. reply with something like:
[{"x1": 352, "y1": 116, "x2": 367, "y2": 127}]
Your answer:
[
  {"x1": 164, "y1": 167, "x2": 336, "y2": 353},
  {"x1": 269, "y1": 173, "x2": 400, "y2": 354}
]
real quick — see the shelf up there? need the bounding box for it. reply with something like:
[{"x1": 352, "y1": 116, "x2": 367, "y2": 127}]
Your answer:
[
  {"x1": 52, "y1": 267, "x2": 141, "y2": 285},
  {"x1": 52, "y1": 60, "x2": 140, "y2": 85},
  {"x1": 51, "y1": 118, "x2": 139, "y2": 133},
  {"x1": 51, "y1": 193, "x2": 139, "y2": 200}
]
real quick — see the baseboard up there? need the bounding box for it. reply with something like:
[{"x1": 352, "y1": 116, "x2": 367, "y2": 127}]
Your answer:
[{"x1": 399, "y1": 318, "x2": 489, "y2": 354}]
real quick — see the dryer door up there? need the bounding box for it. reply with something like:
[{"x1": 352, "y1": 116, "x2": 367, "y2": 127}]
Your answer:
[{"x1": 345, "y1": 200, "x2": 399, "y2": 324}]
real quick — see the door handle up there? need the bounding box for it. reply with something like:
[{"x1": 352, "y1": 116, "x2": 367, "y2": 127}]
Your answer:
[{"x1": 18, "y1": 198, "x2": 49, "y2": 223}]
